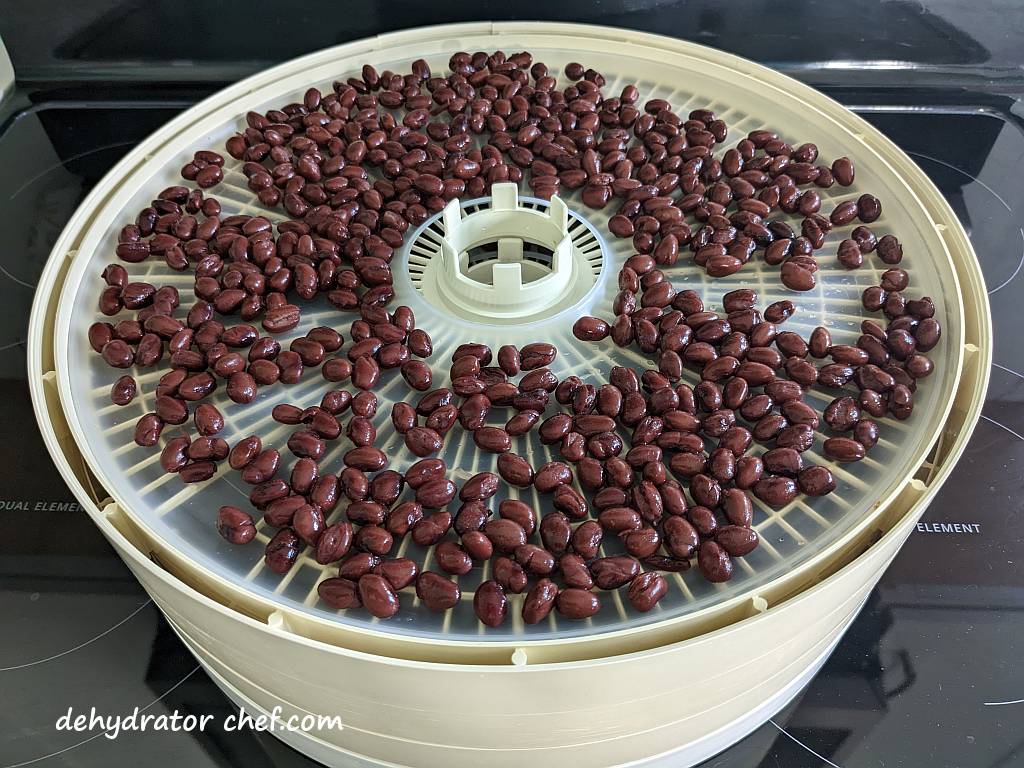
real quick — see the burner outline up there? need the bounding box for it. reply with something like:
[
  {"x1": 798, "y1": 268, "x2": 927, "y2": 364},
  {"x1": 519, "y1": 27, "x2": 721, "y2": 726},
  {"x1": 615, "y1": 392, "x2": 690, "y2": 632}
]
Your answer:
[
  {"x1": 908, "y1": 151, "x2": 1024, "y2": 295},
  {"x1": 0, "y1": 664, "x2": 200, "y2": 768},
  {"x1": 3, "y1": 140, "x2": 137, "y2": 291},
  {"x1": 0, "y1": 599, "x2": 152, "y2": 672},
  {"x1": 768, "y1": 719, "x2": 845, "y2": 768}
]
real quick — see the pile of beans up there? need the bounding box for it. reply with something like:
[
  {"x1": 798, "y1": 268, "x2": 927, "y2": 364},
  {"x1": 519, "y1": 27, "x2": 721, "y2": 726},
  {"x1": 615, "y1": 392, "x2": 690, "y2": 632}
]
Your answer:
[{"x1": 86, "y1": 49, "x2": 940, "y2": 628}]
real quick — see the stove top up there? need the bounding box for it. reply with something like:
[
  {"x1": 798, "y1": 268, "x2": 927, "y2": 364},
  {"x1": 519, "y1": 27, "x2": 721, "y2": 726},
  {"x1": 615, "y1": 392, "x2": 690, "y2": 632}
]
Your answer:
[{"x1": 2, "y1": 4, "x2": 1023, "y2": 766}]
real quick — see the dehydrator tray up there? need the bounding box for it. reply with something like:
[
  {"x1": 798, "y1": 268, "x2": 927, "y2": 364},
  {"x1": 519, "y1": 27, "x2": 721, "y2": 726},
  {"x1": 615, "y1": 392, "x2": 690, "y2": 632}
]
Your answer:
[{"x1": 45, "y1": 22, "x2": 973, "y2": 655}]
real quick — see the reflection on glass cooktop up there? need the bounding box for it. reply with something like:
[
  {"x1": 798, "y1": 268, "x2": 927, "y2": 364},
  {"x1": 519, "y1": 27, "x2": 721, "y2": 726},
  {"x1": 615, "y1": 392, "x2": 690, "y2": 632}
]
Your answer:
[{"x1": 1, "y1": 92, "x2": 1022, "y2": 768}]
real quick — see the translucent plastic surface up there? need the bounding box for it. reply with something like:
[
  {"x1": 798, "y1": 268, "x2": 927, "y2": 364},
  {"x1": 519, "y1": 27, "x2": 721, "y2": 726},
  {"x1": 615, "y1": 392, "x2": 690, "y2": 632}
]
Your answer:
[{"x1": 54, "y1": 28, "x2": 963, "y2": 643}]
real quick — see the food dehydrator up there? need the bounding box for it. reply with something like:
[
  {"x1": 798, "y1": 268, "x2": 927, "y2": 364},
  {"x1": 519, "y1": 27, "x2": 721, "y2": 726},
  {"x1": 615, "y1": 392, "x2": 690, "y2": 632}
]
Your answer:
[{"x1": 28, "y1": 22, "x2": 991, "y2": 768}]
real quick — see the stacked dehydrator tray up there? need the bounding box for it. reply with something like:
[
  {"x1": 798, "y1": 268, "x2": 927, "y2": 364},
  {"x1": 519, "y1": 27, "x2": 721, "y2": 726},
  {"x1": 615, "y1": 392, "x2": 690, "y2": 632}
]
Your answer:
[{"x1": 28, "y1": 23, "x2": 990, "y2": 768}]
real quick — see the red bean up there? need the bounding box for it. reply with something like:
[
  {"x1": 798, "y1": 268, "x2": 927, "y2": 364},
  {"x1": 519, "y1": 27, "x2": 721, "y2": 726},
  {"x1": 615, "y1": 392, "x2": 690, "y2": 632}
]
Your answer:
[
  {"x1": 573, "y1": 316, "x2": 610, "y2": 341},
  {"x1": 265, "y1": 529, "x2": 300, "y2": 574},
  {"x1": 316, "y1": 522, "x2": 353, "y2": 564},
  {"x1": 133, "y1": 414, "x2": 164, "y2": 446},
  {"x1": 376, "y1": 558, "x2": 419, "y2": 591},
  {"x1": 523, "y1": 578, "x2": 558, "y2": 624},
  {"x1": 318, "y1": 577, "x2": 362, "y2": 609},
  {"x1": 358, "y1": 574, "x2": 400, "y2": 618},
  {"x1": 697, "y1": 540, "x2": 733, "y2": 582},
  {"x1": 590, "y1": 556, "x2": 641, "y2": 589},
  {"x1": 474, "y1": 580, "x2": 508, "y2": 626},
  {"x1": 417, "y1": 571, "x2": 461, "y2": 612},
  {"x1": 556, "y1": 588, "x2": 601, "y2": 619},
  {"x1": 110, "y1": 375, "x2": 137, "y2": 405},
  {"x1": 628, "y1": 572, "x2": 668, "y2": 612}
]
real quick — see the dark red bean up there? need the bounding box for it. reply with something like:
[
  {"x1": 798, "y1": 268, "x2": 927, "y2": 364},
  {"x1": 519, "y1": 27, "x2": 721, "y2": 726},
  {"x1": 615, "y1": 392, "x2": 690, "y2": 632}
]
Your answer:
[
  {"x1": 339, "y1": 553, "x2": 381, "y2": 581},
  {"x1": 263, "y1": 304, "x2": 301, "y2": 333},
  {"x1": 405, "y1": 426, "x2": 443, "y2": 457},
  {"x1": 241, "y1": 448, "x2": 280, "y2": 484},
  {"x1": 753, "y1": 475, "x2": 798, "y2": 509},
  {"x1": 401, "y1": 360, "x2": 432, "y2": 391},
  {"x1": 109, "y1": 375, "x2": 136, "y2": 406},
  {"x1": 832, "y1": 157, "x2": 855, "y2": 186},
  {"x1": 716, "y1": 526, "x2": 759, "y2": 557},
  {"x1": 534, "y1": 461, "x2": 573, "y2": 492},
  {"x1": 523, "y1": 578, "x2": 558, "y2": 624},
  {"x1": 497, "y1": 345, "x2": 521, "y2": 376},
  {"x1": 351, "y1": 356, "x2": 379, "y2": 390},
  {"x1": 471, "y1": 426, "x2": 509, "y2": 453},
  {"x1": 556, "y1": 588, "x2": 600, "y2": 619},
  {"x1": 460, "y1": 472, "x2": 499, "y2": 502},
  {"x1": 493, "y1": 555, "x2": 529, "y2": 594},
  {"x1": 417, "y1": 571, "x2": 461, "y2": 612},
  {"x1": 538, "y1": 512, "x2": 571, "y2": 556},
  {"x1": 434, "y1": 540, "x2": 472, "y2": 575},
  {"x1": 229, "y1": 435, "x2": 261, "y2": 469},
  {"x1": 358, "y1": 574, "x2": 400, "y2": 618},
  {"x1": 416, "y1": 478, "x2": 457, "y2": 509},
  {"x1": 484, "y1": 518, "x2": 528, "y2": 554},
  {"x1": 294, "y1": 503, "x2": 326, "y2": 547},
  {"x1": 591, "y1": 556, "x2": 641, "y2": 590},
  {"x1": 515, "y1": 543, "x2": 556, "y2": 576},
  {"x1": 663, "y1": 515, "x2": 700, "y2": 558},
  {"x1": 573, "y1": 316, "x2": 610, "y2": 341},
  {"x1": 405, "y1": 458, "x2": 446, "y2": 489},
  {"x1": 627, "y1": 572, "x2": 668, "y2": 612},
  {"x1": 288, "y1": 430, "x2": 326, "y2": 460},
  {"x1": 408, "y1": 329, "x2": 433, "y2": 358},
  {"x1": 799, "y1": 466, "x2": 837, "y2": 496},
  {"x1": 323, "y1": 357, "x2": 352, "y2": 382},
  {"x1": 131, "y1": 413, "x2": 162, "y2": 446},
  {"x1": 191, "y1": 403, "x2": 222, "y2": 436},
  {"x1": 474, "y1": 580, "x2": 508, "y2": 626},
  {"x1": 519, "y1": 342, "x2": 556, "y2": 370},
  {"x1": 824, "y1": 437, "x2": 866, "y2": 462},
  {"x1": 344, "y1": 446, "x2": 387, "y2": 471},
  {"x1": 318, "y1": 577, "x2": 361, "y2": 609},
  {"x1": 101, "y1": 340, "x2": 134, "y2": 369},
  {"x1": 152, "y1": 395, "x2": 187, "y2": 425},
  {"x1": 215, "y1": 505, "x2": 254, "y2": 548},
  {"x1": 857, "y1": 194, "x2": 882, "y2": 222},
  {"x1": 315, "y1": 522, "x2": 353, "y2": 564},
  {"x1": 376, "y1": 558, "x2": 419, "y2": 591},
  {"x1": 265, "y1": 529, "x2": 300, "y2": 574},
  {"x1": 781, "y1": 261, "x2": 816, "y2": 291},
  {"x1": 697, "y1": 540, "x2": 733, "y2": 582}
]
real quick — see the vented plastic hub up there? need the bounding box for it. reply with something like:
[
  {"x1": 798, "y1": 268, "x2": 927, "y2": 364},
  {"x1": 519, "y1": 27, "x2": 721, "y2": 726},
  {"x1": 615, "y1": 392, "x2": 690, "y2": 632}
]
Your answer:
[{"x1": 408, "y1": 185, "x2": 606, "y2": 324}]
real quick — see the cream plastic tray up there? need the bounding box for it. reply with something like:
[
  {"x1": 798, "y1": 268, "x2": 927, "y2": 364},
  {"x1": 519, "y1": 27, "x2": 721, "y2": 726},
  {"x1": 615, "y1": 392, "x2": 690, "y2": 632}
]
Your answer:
[{"x1": 42, "y1": 23, "x2": 982, "y2": 663}]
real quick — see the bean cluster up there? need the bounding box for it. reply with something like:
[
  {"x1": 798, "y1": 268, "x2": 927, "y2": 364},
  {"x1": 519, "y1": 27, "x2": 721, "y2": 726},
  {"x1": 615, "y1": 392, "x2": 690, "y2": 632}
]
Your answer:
[{"x1": 85, "y1": 49, "x2": 941, "y2": 627}]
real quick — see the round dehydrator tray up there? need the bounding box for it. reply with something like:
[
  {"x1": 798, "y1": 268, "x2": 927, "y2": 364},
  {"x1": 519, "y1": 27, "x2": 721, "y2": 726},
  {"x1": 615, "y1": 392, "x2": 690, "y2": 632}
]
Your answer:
[{"x1": 48, "y1": 23, "x2": 975, "y2": 659}]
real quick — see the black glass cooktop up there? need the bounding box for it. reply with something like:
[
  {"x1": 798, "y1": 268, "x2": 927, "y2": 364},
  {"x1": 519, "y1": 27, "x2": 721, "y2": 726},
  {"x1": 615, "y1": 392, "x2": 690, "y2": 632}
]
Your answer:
[{"x1": 2, "y1": 3, "x2": 1023, "y2": 767}]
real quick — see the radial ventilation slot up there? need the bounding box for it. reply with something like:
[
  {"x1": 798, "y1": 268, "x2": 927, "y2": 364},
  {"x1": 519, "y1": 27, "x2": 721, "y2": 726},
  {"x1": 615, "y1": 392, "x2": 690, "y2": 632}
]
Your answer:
[{"x1": 466, "y1": 243, "x2": 556, "y2": 269}]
